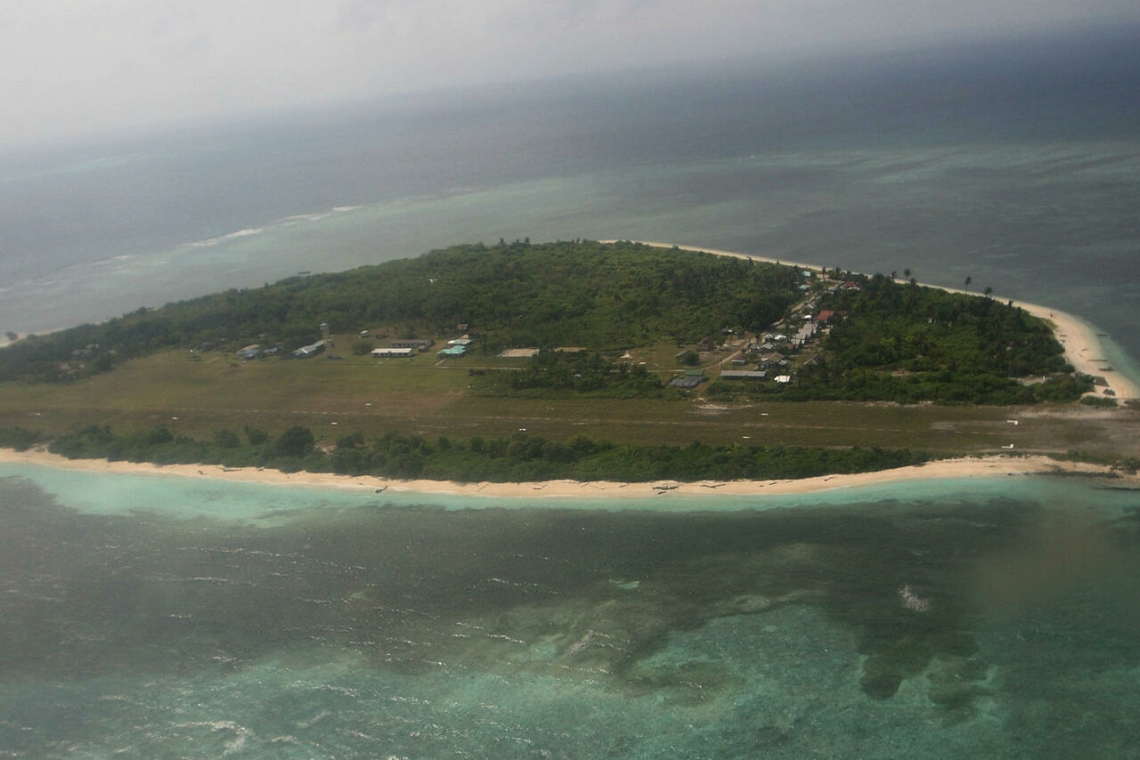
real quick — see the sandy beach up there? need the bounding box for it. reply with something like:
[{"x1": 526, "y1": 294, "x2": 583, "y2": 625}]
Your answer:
[
  {"x1": 1015, "y1": 302, "x2": 1140, "y2": 400},
  {"x1": 2, "y1": 242, "x2": 1134, "y2": 498},
  {"x1": 619, "y1": 240, "x2": 1139, "y2": 401},
  {"x1": 0, "y1": 446, "x2": 1134, "y2": 501}
]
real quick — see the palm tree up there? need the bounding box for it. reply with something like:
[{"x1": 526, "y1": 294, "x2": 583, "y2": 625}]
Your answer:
[{"x1": 964, "y1": 275, "x2": 972, "y2": 292}]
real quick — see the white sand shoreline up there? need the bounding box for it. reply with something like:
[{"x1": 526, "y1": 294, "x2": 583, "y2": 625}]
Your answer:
[
  {"x1": 613, "y1": 240, "x2": 1139, "y2": 400},
  {"x1": 1, "y1": 447, "x2": 1134, "y2": 501},
  {"x1": 2, "y1": 241, "x2": 1135, "y2": 499}
]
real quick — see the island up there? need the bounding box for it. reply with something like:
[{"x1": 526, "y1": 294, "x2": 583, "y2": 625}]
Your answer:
[{"x1": 1, "y1": 240, "x2": 1136, "y2": 491}]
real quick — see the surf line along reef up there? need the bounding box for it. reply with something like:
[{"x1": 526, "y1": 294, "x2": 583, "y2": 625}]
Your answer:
[{"x1": 0, "y1": 239, "x2": 1135, "y2": 485}]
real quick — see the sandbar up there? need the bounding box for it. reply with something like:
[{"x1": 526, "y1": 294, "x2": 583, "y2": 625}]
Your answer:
[{"x1": 0, "y1": 446, "x2": 1134, "y2": 501}]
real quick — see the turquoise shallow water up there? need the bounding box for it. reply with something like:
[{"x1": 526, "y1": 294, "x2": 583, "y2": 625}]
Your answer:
[
  {"x1": 0, "y1": 461, "x2": 1129, "y2": 519},
  {"x1": 2, "y1": 35, "x2": 1139, "y2": 754},
  {"x1": 2, "y1": 464, "x2": 1138, "y2": 758}
]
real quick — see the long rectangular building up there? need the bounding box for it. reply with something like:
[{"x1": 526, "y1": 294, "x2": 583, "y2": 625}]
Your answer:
[
  {"x1": 721, "y1": 370, "x2": 767, "y2": 380},
  {"x1": 371, "y1": 347, "x2": 416, "y2": 359},
  {"x1": 391, "y1": 339, "x2": 433, "y2": 350}
]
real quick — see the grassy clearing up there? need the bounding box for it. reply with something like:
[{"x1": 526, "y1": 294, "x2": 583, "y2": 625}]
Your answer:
[{"x1": 3, "y1": 344, "x2": 1134, "y2": 459}]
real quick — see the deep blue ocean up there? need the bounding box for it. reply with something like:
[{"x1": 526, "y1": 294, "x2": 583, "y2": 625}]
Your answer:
[
  {"x1": 2, "y1": 26, "x2": 1140, "y2": 758},
  {"x1": 2, "y1": 27, "x2": 1139, "y2": 370}
]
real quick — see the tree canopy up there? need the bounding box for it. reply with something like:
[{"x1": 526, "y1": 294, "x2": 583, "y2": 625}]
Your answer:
[
  {"x1": 0, "y1": 240, "x2": 1087, "y2": 405},
  {"x1": 0, "y1": 240, "x2": 800, "y2": 381}
]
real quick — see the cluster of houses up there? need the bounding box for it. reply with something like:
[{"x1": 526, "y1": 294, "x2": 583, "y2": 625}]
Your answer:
[
  {"x1": 234, "y1": 340, "x2": 319, "y2": 360},
  {"x1": 257, "y1": 287, "x2": 846, "y2": 387},
  {"x1": 708, "y1": 306, "x2": 837, "y2": 386},
  {"x1": 370, "y1": 335, "x2": 474, "y2": 360},
  {"x1": 249, "y1": 325, "x2": 476, "y2": 363}
]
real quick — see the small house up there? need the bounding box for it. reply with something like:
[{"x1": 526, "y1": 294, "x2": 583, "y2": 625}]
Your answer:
[
  {"x1": 292, "y1": 340, "x2": 325, "y2": 359},
  {"x1": 669, "y1": 370, "x2": 706, "y2": 389},
  {"x1": 759, "y1": 352, "x2": 786, "y2": 368}
]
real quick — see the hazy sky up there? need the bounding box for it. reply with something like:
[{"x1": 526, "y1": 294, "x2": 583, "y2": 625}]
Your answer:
[{"x1": 4, "y1": 0, "x2": 1138, "y2": 146}]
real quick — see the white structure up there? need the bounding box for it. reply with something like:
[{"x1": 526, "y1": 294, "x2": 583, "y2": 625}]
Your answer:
[
  {"x1": 372, "y1": 347, "x2": 416, "y2": 359},
  {"x1": 292, "y1": 340, "x2": 325, "y2": 359}
]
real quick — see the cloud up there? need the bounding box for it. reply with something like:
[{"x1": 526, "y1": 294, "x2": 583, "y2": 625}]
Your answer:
[{"x1": 2, "y1": 0, "x2": 1138, "y2": 145}]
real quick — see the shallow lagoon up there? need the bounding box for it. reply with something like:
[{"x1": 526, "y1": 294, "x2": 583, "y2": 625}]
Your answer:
[
  {"x1": 4, "y1": 34, "x2": 1139, "y2": 757},
  {"x1": 2, "y1": 464, "x2": 1138, "y2": 759}
]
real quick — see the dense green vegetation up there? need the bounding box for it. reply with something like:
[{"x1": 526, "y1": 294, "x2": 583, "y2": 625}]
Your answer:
[
  {"x1": 0, "y1": 426, "x2": 41, "y2": 452},
  {"x1": 473, "y1": 349, "x2": 669, "y2": 398},
  {"x1": 797, "y1": 273, "x2": 1083, "y2": 404},
  {"x1": 40, "y1": 423, "x2": 929, "y2": 482},
  {"x1": 0, "y1": 240, "x2": 1110, "y2": 483},
  {"x1": 696, "y1": 271, "x2": 1088, "y2": 405},
  {"x1": 0, "y1": 240, "x2": 801, "y2": 382},
  {"x1": 0, "y1": 239, "x2": 1087, "y2": 405}
]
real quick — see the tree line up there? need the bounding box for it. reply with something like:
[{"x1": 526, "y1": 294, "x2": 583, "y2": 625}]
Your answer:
[{"x1": 33, "y1": 424, "x2": 929, "y2": 483}]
